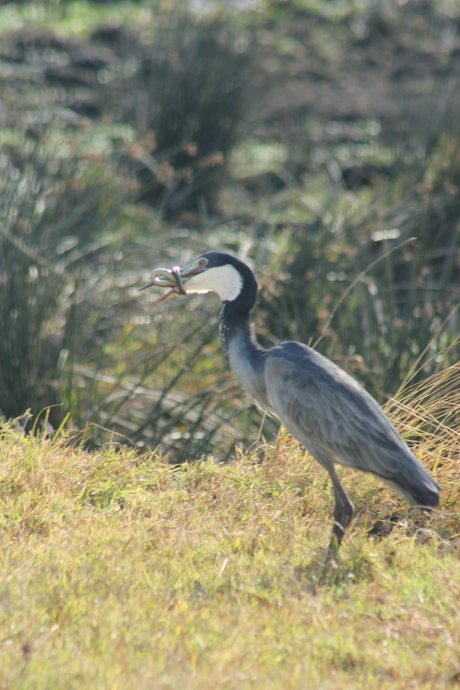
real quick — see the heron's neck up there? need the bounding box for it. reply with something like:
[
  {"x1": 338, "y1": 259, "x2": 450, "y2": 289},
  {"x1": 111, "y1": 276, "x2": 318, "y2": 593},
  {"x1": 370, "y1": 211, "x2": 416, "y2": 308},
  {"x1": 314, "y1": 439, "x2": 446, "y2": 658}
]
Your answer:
[
  {"x1": 219, "y1": 302, "x2": 262, "y2": 358},
  {"x1": 219, "y1": 301, "x2": 272, "y2": 412}
]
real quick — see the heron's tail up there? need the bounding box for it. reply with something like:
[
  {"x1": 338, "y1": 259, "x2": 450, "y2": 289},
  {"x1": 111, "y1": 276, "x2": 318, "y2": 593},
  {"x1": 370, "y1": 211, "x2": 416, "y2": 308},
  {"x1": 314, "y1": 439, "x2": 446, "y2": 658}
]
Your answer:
[
  {"x1": 405, "y1": 479, "x2": 440, "y2": 508},
  {"x1": 385, "y1": 459, "x2": 440, "y2": 508}
]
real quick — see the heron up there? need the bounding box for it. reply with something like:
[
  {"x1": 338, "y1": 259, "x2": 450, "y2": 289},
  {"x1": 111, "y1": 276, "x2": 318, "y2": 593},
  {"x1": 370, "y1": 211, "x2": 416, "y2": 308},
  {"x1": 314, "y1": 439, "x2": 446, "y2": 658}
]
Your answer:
[{"x1": 141, "y1": 251, "x2": 440, "y2": 554}]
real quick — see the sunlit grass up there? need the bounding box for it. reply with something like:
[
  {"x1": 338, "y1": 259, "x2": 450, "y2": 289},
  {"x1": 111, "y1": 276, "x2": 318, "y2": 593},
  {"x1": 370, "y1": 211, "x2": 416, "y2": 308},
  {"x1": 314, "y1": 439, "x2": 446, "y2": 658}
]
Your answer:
[{"x1": 1, "y1": 365, "x2": 459, "y2": 689}]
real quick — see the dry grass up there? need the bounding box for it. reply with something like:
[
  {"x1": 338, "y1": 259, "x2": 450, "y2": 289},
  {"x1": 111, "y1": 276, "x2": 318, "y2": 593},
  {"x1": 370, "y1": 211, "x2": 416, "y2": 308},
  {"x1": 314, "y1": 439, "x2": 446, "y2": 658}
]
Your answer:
[{"x1": 0, "y1": 366, "x2": 459, "y2": 689}]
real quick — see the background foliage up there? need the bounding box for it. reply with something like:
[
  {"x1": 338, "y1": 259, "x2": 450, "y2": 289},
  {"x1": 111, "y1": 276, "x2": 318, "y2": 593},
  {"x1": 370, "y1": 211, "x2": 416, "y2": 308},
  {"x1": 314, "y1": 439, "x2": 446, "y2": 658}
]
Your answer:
[{"x1": 0, "y1": 0, "x2": 459, "y2": 458}]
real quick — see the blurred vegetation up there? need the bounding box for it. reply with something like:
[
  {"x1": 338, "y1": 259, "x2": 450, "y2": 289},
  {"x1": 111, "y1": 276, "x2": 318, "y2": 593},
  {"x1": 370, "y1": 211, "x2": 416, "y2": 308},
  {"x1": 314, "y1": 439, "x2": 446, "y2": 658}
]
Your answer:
[{"x1": 0, "y1": 0, "x2": 459, "y2": 457}]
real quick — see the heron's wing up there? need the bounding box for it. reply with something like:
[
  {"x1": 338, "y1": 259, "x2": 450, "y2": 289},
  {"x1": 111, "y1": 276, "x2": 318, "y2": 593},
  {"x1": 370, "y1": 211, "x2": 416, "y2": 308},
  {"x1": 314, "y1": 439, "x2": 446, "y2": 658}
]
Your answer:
[{"x1": 264, "y1": 343, "x2": 431, "y2": 488}]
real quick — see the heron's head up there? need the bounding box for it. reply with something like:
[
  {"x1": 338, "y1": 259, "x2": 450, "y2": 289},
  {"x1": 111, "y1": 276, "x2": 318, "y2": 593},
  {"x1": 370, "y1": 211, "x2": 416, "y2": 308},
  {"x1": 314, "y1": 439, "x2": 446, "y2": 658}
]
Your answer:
[
  {"x1": 140, "y1": 251, "x2": 258, "y2": 309},
  {"x1": 178, "y1": 251, "x2": 257, "y2": 304}
]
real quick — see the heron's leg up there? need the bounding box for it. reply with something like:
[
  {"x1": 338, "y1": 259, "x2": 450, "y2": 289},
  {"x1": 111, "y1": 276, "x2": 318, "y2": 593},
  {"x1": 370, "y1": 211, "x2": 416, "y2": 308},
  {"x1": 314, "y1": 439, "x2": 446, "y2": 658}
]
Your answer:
[
  {"x1": 327, "y1": 465, "x2": 354, "y2": 554},
  {"x1": 308, "y1": 445, "x2": 355, "y2": 556}
]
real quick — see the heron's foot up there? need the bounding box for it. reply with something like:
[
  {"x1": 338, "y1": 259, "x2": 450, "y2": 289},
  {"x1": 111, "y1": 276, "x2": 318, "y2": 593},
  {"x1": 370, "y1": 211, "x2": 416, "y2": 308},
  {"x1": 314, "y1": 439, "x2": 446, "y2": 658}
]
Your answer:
[
  {"x1": 319, "y1": 514, "x2": 352, "y2": 578},
  {"x1": 318, "y1": 545, "x2": 340, "y2": 582}
]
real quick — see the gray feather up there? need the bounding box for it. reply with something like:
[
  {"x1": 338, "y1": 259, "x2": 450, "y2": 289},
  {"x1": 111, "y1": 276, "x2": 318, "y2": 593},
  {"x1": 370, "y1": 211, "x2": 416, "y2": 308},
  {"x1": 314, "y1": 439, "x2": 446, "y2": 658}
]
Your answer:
[{"x1": 264, "y1": 342, "x2": 439, "y2": 507}]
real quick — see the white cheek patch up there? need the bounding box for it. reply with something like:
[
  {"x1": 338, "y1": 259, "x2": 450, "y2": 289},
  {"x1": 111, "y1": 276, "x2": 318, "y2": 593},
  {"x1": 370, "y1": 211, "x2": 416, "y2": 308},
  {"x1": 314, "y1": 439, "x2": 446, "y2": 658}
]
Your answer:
[{"x1": 185, "y1": 265, "x2": 243, "y2": 302}]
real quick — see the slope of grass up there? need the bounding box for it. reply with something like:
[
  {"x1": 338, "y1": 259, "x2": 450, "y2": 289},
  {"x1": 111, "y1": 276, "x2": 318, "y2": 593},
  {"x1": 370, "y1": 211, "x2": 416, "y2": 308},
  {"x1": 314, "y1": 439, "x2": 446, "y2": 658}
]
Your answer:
[{"x1": 1, "y1": 367, "x2": 459, "y2": 689}]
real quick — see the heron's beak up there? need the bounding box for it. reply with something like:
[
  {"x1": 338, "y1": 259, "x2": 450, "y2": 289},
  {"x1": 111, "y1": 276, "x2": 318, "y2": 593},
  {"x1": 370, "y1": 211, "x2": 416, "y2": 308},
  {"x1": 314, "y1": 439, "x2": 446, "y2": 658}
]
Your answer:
[
  {"x1": 138, "y1": 259, "x2": 207, "y2": 300},
  {"x1": 138, "y1": 280, "x2": 156, "y2": 292},
  {"x1": 138, "y1": 267, "x2": 181, "y2": 292},
  {"x1": 178, "y1": 259, "x2": 207, "y2": 285},
  {"x1": 138, "y1": 265, "x2": 186, "y2": 304}
]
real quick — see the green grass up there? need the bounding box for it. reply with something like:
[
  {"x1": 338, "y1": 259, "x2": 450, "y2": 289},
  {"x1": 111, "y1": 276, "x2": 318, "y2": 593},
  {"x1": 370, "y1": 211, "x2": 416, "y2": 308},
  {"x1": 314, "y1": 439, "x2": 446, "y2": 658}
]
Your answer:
[{"x1": 1, "y1": 370, "x2": 459, "y2": 689}]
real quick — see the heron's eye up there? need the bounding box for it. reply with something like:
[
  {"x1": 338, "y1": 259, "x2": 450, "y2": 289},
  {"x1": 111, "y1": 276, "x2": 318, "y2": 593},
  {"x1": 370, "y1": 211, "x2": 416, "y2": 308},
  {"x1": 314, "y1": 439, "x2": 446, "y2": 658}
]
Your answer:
[{"x1": 198, "y1": 258, "x2": 207, "y2": 267}]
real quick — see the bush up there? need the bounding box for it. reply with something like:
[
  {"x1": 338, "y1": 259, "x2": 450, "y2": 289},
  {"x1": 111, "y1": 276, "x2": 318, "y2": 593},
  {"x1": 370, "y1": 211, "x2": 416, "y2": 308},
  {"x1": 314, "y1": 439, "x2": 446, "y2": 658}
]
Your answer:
[
  {"x1": 0, "y1": 131, "x2": 130, "y2": 428},
  {"x1": 95, "y1": 13, "x2": 253, "y2": 217}
]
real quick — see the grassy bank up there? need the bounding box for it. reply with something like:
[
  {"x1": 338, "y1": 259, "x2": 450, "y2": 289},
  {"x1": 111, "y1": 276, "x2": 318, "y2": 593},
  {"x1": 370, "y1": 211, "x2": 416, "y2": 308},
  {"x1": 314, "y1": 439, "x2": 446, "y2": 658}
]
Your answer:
[{"x1": 1, "y1": 366, "x2": 459, "y2": 689}]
